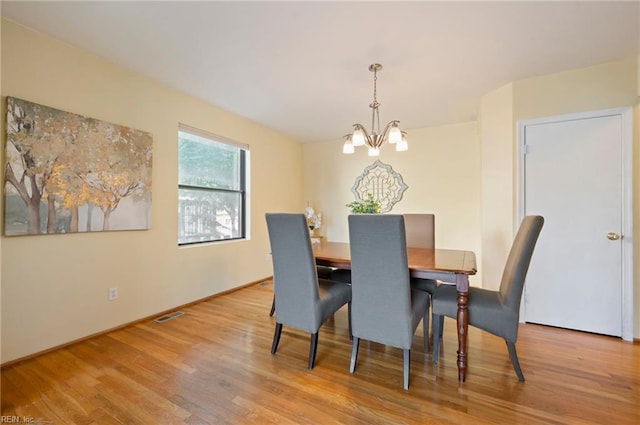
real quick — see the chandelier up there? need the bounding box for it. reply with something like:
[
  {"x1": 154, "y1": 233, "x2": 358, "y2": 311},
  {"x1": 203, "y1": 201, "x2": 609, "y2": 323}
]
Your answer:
[{"x1": 342, "y1": 63, "x2": 408, "y2": 156}]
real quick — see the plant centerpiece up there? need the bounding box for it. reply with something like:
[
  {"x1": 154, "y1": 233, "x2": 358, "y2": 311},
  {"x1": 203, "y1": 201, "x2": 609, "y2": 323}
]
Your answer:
[{"x1": 346, "y1": 193, "x2": 381, "y2": 214}]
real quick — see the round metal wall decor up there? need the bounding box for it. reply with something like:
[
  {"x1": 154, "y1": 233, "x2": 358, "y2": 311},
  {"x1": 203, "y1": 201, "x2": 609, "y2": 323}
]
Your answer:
[{"x1": 351, "y1": 160, "x2": 408, "y2": 213}]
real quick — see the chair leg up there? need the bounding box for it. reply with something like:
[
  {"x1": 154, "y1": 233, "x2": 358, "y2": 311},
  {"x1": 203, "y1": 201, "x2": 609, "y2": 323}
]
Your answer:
[
  {"x1": 269, "y1": 295, "x2": 275, "y2": 317},
  {"x1": 348, "y1": 302, "x2": 352, "y2": 340},
  {"x1": 506, "y1": 341, "x2": 525, "y2": 381},
  {"x1": 308, "y1": 332, "x2": 319, "y2": 370},
  {"x1": 423, "y1": 306, "x2": 430, "y2": 352},
  {"x1": 432, "y1": 314, "x2": 442, "y2": 363},
  {"x1": 349, "y1": 337, "x2": 359, "y2": 374},
  {"x1": 403, "y1": 349, "x2": 410, "y2": 390},
  {"x1": 271, "y1": 322, "x2": 282, "y2": 354}
]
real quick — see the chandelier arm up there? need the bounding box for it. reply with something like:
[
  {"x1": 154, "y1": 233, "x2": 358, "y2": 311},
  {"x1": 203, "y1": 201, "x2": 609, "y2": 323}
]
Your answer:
[
  {"x1": 379, "y1": 120, "x2": 400, "y2": 141},
  {"x1": 353, "y1": 123, "x2": 372, "y2": 143}
]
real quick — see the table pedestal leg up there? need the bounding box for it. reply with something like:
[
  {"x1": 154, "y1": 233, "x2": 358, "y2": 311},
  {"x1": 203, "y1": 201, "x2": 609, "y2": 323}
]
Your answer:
[
  {"x1": 456, "y1": 291, "x2": 468, "y2": 382},
  {"x1": 456, "y1": 274, "x2": 469, "y2": 382}
]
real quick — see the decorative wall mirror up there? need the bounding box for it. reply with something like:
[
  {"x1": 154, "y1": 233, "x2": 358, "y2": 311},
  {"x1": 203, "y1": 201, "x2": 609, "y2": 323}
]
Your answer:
[{"x1": 351, "y1": 160, "x2": 408, "y2": 213}]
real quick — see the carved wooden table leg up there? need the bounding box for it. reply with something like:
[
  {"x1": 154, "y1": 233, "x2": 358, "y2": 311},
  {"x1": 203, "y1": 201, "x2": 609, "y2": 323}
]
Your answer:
[{"x1": 456, "y1": 273, "x2": 470, "y2": 382}]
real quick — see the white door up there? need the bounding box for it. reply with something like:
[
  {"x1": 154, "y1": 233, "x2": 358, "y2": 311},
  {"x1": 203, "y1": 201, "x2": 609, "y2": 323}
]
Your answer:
[{"x1": 521, "y1": 109, "x2": 632, "y2": 338}]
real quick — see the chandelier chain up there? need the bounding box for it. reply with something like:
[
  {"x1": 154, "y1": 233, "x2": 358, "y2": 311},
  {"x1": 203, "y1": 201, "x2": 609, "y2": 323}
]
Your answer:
[
  {"x1": 373, "y1": 68, "x2": 378, "y2": 103},
  {"x1": 372, "y1": 67, "x2": 379, "y2": 133}
]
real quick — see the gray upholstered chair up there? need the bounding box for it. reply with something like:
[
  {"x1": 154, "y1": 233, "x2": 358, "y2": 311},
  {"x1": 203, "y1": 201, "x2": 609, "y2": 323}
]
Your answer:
[
  {"x1": 269, "y1": 266, "x2": 333, "y2": 317},
  {"x1": 431, "y1": 215, "x2": 544, "y2": 381},
  {"x1": 404, "y1": 213, "x2": 435, "y2": 249},
  {"x1": 405, "y1": 213, "x2": 438, "y2": 295},
  {"x1": 347, "y1": 214, "x2": 430, "y2": 390},
  {"x1": 265, "y1": 213, "x2": 352, "y2": 370}
]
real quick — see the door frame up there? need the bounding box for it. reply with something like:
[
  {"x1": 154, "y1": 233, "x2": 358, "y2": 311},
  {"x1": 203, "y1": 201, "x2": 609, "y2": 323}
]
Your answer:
[{"x1": 517, "y1": 107, "x2": 633, "y2": 341}]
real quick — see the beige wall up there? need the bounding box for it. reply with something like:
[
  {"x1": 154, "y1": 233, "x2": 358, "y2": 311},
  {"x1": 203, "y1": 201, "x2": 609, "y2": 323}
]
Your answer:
[
  {"x1": 635, "y1": 103, "x2": 639, "y2": 339},
  {"x1": 479, "y1": 58, "x2": 639, "y2": 337},
  {"x1": 512, "y1": 59, "x2": 637, "y2": 121},
  {"x1": 635, "y1": 55, "x2": 639, "y2": 337},
  {"x1": 303, "y1": 121, "x2": 482, "y2": 285},
  {"x1": 1, "y1": 20, "x2": 303, "y2": 363},
  {"x1": 478, "y1": 83, "x2": 514, "y2": 290},
  {"x1": 0, "y1": 18, "x2": 3, "y2": 361},
  {"x1": 636, "y1": 55, "x2": 640, "y2": 97}
]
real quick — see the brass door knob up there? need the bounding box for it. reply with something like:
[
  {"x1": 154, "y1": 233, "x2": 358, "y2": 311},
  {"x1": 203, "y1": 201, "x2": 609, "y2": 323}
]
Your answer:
[{"x1": 607, "y1": 232, "x2": 621, "y2": 241}]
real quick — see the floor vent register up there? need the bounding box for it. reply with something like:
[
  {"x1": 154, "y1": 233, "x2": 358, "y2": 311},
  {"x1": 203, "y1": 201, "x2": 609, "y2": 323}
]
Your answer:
[{"x1": 154, "y1": 311, "x2": 185, "y2": 323}]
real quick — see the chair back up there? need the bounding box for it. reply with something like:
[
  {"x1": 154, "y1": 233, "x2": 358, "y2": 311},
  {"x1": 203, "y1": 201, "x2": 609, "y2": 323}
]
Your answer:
[
  {"x1": 348, "y1": 214, "x2": 414, "y2": 349},
  {"x1": 265, "y1": 213, "x2": 321, "y2": 332},
  {"x1": 499, "y1": 215, "x2": 545, "y2": 311},
  {"x1": 403, "y1": 213, "x2": 435, "y2": 248}
]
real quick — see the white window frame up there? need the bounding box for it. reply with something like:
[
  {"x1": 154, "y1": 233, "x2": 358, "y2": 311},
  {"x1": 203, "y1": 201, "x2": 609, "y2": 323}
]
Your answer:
[{"x1": 178, "y1": 124, "x2": 249, "y2": 246}]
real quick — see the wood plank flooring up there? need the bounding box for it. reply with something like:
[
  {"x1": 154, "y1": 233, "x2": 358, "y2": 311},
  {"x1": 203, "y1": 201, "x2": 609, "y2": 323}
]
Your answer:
[{"x1": 2, "y1": 280, "x2": 639, "y2": 424}]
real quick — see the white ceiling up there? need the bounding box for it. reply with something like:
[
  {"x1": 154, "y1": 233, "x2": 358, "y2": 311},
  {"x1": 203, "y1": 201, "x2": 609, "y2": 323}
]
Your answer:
[{"x1": 2, "y1": 1, "x2": 639, "y2": 143}]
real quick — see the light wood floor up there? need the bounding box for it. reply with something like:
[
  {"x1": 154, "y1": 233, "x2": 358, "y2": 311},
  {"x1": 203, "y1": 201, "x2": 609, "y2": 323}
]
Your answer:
[{"x1": 2, "y1": 280, "x2": 639, "y2": 424}]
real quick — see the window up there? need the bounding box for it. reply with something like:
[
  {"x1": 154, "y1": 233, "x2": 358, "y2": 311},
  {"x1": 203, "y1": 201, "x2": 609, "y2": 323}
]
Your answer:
[{"x1": 178, "y1": 125, "x2": 248, "y2": 245}]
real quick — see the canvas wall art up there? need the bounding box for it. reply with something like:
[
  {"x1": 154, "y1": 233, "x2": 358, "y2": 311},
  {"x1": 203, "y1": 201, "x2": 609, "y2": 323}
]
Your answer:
[{"x1": 4, "y1": 97, "x2": 153, "y2": 236}]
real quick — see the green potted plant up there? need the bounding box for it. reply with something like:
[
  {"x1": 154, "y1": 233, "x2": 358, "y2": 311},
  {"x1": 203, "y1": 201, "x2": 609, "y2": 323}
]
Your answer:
[{"x1": 346, "y1": 193, "x2": 381, "y2": 214}]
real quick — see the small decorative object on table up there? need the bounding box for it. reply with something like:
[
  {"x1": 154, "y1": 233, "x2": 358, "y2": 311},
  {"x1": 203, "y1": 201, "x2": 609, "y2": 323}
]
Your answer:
[
  {"x1": 346, "y1": 193, "x2": 381, "y2": 214},
  {"x1": 305, "y1": 203, "x2": 322, "y2": 243}
]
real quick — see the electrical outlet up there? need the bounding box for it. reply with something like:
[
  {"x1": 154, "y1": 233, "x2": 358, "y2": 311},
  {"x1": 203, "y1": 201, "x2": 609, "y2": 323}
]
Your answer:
[{"x1": 108, "y1": 287, "x2": 118, "y2": 301}]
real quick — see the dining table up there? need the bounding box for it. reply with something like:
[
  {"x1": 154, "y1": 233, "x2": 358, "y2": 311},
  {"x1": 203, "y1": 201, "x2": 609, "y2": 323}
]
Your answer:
[{"x1": 312, "y1": 240, "x2": 477, "y2": 383}]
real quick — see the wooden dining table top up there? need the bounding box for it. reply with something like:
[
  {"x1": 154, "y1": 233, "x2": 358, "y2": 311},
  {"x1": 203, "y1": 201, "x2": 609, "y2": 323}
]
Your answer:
[{"x1": 312, "y1": 241, "x2": 477, "y2": 278}]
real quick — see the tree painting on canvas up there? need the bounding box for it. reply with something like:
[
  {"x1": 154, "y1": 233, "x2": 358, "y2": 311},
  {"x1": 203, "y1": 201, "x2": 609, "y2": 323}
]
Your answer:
[{"x1": 4, "y1": 97, "x2": 153, "y2": 235}]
